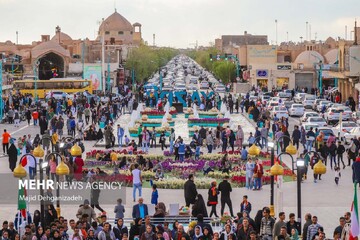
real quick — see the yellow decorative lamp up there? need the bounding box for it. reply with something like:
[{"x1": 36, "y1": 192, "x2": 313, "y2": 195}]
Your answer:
[
  {"x1": 141, "y1": 115, "x2": 148, "y2": 121},
  {"x1": 286, "y1": 143, "x2": 297, "y2": 155},
  {"x1": 248, "y1": 144, "x2": 260, "y2": 156},
  {"x1": 166, "y1": 114, "x2": 172, "y2": 121},
  {"x1": 13, "y1": 164, "x2": 27, "y2": 178},
  {"x1": 314, "y1": 160, "x2": 327, "y2": 175},
  {"x1": 56, "y1": 160, "x2": 70, "y2": 176},
  {"x1": 33, "y1": 145, "x2": 45, "y2": 158},
  {"x1": 70, "y1": 144, "x2": 82, "y2": 157},
  {"x1": 270, "y1": 162, "x2": 284, "y2": 176}
]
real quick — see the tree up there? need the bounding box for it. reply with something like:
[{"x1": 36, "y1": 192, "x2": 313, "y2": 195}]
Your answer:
[{"x1": 125, "y1": 45, "x2": 178, "y2": 83}]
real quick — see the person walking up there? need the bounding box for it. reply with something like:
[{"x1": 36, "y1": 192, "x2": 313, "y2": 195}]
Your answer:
[
  {"x1": 336, "y1": 141, "x2": 346, "y2": 169},
  {"x1": 208, "y1": 181, "x2": 219, "y2": 218},
  {"x1": 245, "y1": 158, "x2": 255, "y2": 190},
  {"x1": 169, "y1": 129, "x2": 175, "y2": 154},
  {"x1": 236, "y1": 125, "x2": 244, "y2": 150},
  {"x1": 13, "y1": 110, "x2": 20, "y2": 128},
  {"x1": 218, "y1": 175, "x2": 235, "y2": 217},
  {"x1": 117, "y1": 124, "x2": 124, "y2": 148},
  {"x1": 260, "y1": 207, "x2": 275, "y2": 240},
  {"x1": 184, "y1": 174, "x2": 197, "y2": 207},
  {"x1": 253, "y1": 159, "x2": 264, "y2": 190},
  {"x1": 132, "y1": 164, "x2": 142, "y2": 202},
  {"x1": 2, "y1": 129, "x2": 11, "y2": 155}
]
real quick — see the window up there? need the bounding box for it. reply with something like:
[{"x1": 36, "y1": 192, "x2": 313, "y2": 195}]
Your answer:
[
  {"x1": 105, "y1": 31, "x2": 110, "y2": 35},
  {"x1": 130, "y1": 31, "x2": 133, "y2": 35},
  {"x1": 118, "y1": 31, "x2": 124, "y2": 35}
]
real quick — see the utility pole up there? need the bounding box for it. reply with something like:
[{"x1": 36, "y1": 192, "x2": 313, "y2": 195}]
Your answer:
[
  {"x1": 16, "y1": 31, "x2": 18, "y2": 45},
  {"x1": 275, "y1": 19, "x2": 278, "y2": 45},
  {"x1": 101, "y1": 18, "x2": 106, "y2": 93},
  {"x1": 306, "y1": 22, "x2": 308, "y2": 41}
]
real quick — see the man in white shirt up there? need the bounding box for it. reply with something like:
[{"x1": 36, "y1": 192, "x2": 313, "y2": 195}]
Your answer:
[{"x1": 132, "y1": 164, "x2": 142, "y2": 202}]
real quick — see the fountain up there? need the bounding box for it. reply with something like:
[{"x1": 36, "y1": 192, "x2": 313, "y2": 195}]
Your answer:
[
  {"x1": 220, "y1": 101, "x2": 227, "y2": 114},
  {"x1": 193, "y1": 104, "x2": 200, "y2": 119}
]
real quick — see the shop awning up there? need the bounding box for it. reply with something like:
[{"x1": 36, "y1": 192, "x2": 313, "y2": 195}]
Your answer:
[{"x1": 322, "y1": 71, "x2": 347, "y2": 79}]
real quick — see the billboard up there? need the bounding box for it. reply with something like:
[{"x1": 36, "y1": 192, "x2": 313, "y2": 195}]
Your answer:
[
  {"x1": 84, "y1": 65, "x2": 102, "y2": 91},
  {"x1": 247, "y1": 45, "x2": 277, "y2": 64}
]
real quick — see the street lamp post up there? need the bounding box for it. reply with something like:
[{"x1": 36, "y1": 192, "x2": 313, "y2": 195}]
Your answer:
[
  {"x1": 13, "y1": 162, "x2": 27, "y2": 238},
  {"x1": 268, "y1": 142, "x2": 276, "y2": 217},
  {"x1": 0, "y1": 60, "x2": 3, "y2": 121},
  {"x1": 295, "y1": 158, "x2": 305, "y2": 235},
  {"x1": 45, "y1": 152, "x2": 70, "y2": 217},
  {"x1": 33, "y1": 145, "x2": 45, "y2": 227}
]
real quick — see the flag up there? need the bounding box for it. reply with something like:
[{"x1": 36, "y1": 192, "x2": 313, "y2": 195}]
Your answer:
[
  {"x1": 18, "y1": 185, "x2": 27, "y2": 218},
  {"x1": 351, "y1": 182, "x2": 359, "y2": 240}
]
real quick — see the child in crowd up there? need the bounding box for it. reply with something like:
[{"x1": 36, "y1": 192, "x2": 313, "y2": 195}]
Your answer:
[
  {"x1": 248, "y1": 132, "x2": 255, "y2": 145},
  {"x1": 151, "y1": 184, "x2": 159, "y2": 205},
  {"x1": 125, "y1": 135, "x2": 130, "y2": 146},
  {"x1": 195, "y1": 144, "x2": 201, "y2": 160},
  {"x1": 334, "y1": 166, "x2": 341, "y2": 185},
  {"x1": 114, "y1": 198, "x2": 125, "y2": 221},
  {"x1": 241, "y1": 146, "x2": 248, "y2": 161}
]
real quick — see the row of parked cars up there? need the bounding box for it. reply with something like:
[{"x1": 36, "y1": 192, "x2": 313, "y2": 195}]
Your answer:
[
  {"x1": 145, "y1": 55, "x2": 226, "y2": 94},
  {"x1": 256, "y1": 90, "x2": 359, "y2": 145}
]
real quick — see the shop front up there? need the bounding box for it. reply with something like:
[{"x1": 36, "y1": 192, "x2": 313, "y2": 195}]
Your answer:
[
  {"x1": 276, "y1": 77, "x2": 289, "y2": 90},
  {"x1": 257, "y1": 79, "x2": 268, "y2": 90}
]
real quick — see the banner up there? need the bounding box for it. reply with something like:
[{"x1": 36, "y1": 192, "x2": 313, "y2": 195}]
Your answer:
[{"x1": 84, "y1": 65, "x2": 102, "y2": 91}]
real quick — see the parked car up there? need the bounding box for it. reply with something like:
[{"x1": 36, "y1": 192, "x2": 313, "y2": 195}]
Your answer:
[
  {"x1": 293, "y1": 93, "x2": 307, "y2": 103},
  {"x1": 283, "y1": 100, "x2": 295, "y2": 109},
  {"x1": 214, "y1": 84, "x2": 226, "y2": 93},
  {"x1": 288, "y1": 104, "x2": 305, "y2": 117},
  {"x1": 270, "y1": 106, "x2": 289, "y2": 119},
  {"x1": 337, "y1": 106, "x2": 352, "y2": 120},
  {"x1": 324, "y1": 108, "x2": 344, "y2": 124},
  {"x1": 303, "y1": 95, "x2": 317, "y2": 109},
  {"x1": 317, "y1": 127, "x2": 335, "y2": 142},
  {"x1": 300, "y1": 112, "x2": 320, "y2": 123},
  {"x1": 332, "y1": 121, "x2": 359, "y2": 139},
  {"x1": 305, "y1": 117, "x2": 328, "y2": 127},
  {"x1": 312, "y1": 99, "x2": 326, "y2": 111},
  {"x1": 344, "y1": 127, "x2": 360, "y2": 144},
  {"x1": 200, "y1": 81, "x2": 209, "y2": 89},
  {"x1": 352, "y1": 112, "x2": 360, "y2": 124},
  {"x1": 45, "y1": 91, "x2": 70, "y2": 100},
  {"x1": 189, "y1": 76, "x2": 198, "y2": 84},
  {"x1": 301, "y1": 123, "x2": 319, "y2": 132},
  {"x1": 316, "y1": 100, "x2": 332, "y2": 112}
]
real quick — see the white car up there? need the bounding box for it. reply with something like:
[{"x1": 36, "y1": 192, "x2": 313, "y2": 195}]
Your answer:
[
  {"x1": 301, "y1": 123, "x2": 319, "y2": 132},
  {"x1": 316, "y1": 100, "x2": 332, "y2": 112},
  {"x1": 337, "y1": 106, "x2": 352, "y2": 120},
  {"x1": 352, "y1": 112, "x2": 360, "y2": 124},
  {"x1": 214, "y1": 84, "x2": 226, "y2": 93},
  {"x1": 189, "y1": 77, "x2": 198, "y2": 84},
  {"x1": 306, "y1": 117, "x2": 328, "y2": 127},
  {"x1": 288, "y1": 104, "x2": 305, "y2": 117},
  {"x1": 344, "y1": 127, "x2": 360, "y2": 144},
  {"x1": 303, "y1": 95, "x2": 317, "y2": 108},
  {"x1": 278, "y1": 92, "x2": 290, "y2": 100},
  {"x1": 45, "y1": 91, "x2": 70, "y2": 100},
  {"x1": 332, "y1": 121, "x2": 358, "y2": 139},
  {"x1": 200, "y1": 81, "x2": 209, "y2": 89},
  {"x1": 294, "y1": 93, "x2": 307, "y2": 103},
  {"x1": 300, "y1": 112, "x2": 320, "y2": 122},
  {"x1": 270, "y1": 106, "x2": 289, "y2": 119},
  {"x1": 267, "y1": 101, "x2": 280, "y2": 111},
  {"x1": 174, "y1": 83, "x2": 186, "y2": 91},
  {"x1": 324, "y1": 108, "x2": 344, "y2": 124},
  {"x1": 312, "y1": 99, "x2": 325, "y2": 111}
]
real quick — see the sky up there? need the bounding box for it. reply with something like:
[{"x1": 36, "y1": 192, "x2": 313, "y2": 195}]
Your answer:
[{"x1": 1, "y1": 0, "x2": 360, "y2": 48}]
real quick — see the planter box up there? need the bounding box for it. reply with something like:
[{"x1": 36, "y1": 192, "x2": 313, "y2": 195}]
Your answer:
[
  {"x1": 148, "y1": 114, "x2": 176, "y2": 119},
  {"x1": 142, "y1": 122, "x2": 175, "y2": 127}
]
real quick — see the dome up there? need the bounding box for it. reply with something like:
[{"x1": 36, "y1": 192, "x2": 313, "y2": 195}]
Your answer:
[
  {"x1": 31, "y1": 41, "x2": 70, "y2": 59},
  {"x1": 324, "y1": 49, "x2": 338, "y2": 64},
  {"x1": 51, "y1": 32, "x2": 72, "y2": 42},
  {"x1": 99, "y1": 11, "x2": 133, "y2": 32},
  {"x1": 294, "y1": 51, "x2": 324, "y2": 66}
]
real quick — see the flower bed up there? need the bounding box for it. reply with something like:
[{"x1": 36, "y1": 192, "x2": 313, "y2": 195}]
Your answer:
[
  {"x1": 85, "y1": 150, "x2": 164, "y2": 161},
  {"x1": 135, "y1": 120, "x2": 175, "y2": 127},
  {"x1": 141, "y1": 110, "x2": 177, "y2": 115},
  {"x1": 129, "y1": 127, "x2": 170, "y2": 137},
  {"x1": 153, "y1": 177, "x2": 216, "y2": 189},
  {"x1": 188, "y1": 118, "x2": 230, "y2": 123}
]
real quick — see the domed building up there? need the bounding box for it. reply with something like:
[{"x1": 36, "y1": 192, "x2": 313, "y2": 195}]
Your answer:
[
  {"x1": 294, "y1": 50, "x2": 324, "y2": 69},
  {"x1": 97, "y1": 10, "x2": 142, "y2": 45}
]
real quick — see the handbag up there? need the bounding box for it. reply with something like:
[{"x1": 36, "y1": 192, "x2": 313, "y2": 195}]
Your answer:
[
  {"x1": 253, "y1": 173, "x2": 258, "y2": 178},
  {"x1": 207, "y1": 200, "x2": 211, "y2": 206}
]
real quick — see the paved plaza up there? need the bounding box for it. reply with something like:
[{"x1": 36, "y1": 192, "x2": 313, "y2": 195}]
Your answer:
[{"x1": 0, "y1": 111, "x2": 355, "y2": 237}]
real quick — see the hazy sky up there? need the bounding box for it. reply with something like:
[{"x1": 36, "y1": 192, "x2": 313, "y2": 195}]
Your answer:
[{"x1": 1, "y1": 0, "x2": 359, "y2": 48}]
